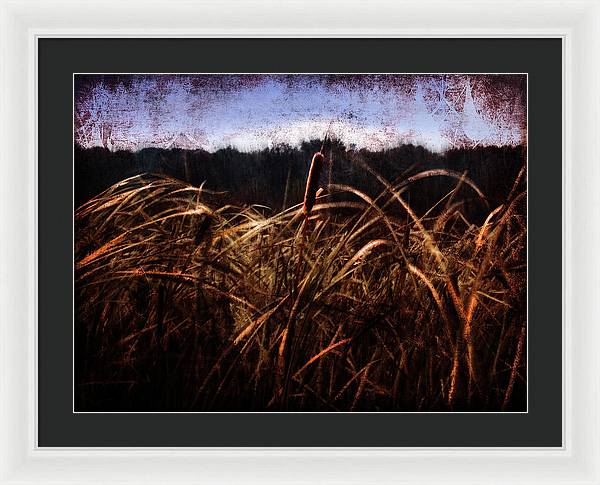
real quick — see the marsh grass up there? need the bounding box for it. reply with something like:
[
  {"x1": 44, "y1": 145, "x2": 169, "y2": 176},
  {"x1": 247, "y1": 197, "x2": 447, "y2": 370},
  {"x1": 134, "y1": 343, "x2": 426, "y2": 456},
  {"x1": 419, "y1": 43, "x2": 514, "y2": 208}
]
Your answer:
[{"x1": 75, "y1": 154, "x2": 526, "y2": 411}]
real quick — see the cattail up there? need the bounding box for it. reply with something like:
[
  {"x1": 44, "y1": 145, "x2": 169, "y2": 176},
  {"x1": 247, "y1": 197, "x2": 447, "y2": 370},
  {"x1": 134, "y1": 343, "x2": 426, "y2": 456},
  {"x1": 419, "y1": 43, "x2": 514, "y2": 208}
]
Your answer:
[{"x1": 302, "y1": 152, "x2": 325, "y2": 217}]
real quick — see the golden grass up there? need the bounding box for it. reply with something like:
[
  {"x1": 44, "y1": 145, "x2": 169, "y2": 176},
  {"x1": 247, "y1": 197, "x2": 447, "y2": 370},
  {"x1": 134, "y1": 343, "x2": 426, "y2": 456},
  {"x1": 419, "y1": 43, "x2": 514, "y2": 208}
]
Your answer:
[{"x1": 75, "y1": 156, "x2": 527, "y2": 412}]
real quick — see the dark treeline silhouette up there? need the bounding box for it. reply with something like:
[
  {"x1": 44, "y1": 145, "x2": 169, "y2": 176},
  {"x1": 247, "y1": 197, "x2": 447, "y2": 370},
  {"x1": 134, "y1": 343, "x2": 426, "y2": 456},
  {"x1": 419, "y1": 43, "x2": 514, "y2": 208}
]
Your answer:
[{"x1": 75, "y1": 140, "x2": 526, "y2": 222}]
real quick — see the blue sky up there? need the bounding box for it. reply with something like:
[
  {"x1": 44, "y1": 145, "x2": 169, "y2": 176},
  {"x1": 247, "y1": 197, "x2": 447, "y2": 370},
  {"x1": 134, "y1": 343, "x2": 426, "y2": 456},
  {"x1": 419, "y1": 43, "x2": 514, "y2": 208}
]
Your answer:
[{"x1": 75, "y1": 74, "x2": 526, "y2": 153}]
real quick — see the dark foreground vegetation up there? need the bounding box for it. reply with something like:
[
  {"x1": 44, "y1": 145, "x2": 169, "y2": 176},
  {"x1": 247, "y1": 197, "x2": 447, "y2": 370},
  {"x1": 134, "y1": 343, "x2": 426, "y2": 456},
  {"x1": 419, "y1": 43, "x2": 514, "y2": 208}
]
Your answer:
[{"x1": 75, "y1": 142, "x2": 526, "y2": 411}]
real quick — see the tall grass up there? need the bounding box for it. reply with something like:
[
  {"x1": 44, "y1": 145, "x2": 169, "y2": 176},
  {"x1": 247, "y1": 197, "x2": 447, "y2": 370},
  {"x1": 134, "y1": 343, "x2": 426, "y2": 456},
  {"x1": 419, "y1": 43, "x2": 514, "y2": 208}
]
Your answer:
[{"x1": 75, "y1": 154, "x2": 526, "y2": 411}]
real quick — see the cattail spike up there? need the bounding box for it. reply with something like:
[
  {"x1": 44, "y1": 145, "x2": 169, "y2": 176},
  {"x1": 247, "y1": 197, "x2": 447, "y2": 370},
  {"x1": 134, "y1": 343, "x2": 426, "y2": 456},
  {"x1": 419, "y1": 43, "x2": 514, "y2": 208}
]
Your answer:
[{"x1": 303, "y1": 152, "x2": 325, "y2": 217}]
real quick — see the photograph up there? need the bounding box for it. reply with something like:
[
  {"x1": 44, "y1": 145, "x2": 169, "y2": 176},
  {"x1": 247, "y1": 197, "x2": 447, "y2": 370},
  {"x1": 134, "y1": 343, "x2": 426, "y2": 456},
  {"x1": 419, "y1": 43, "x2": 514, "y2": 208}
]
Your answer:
[{"x1": 74, "y1": 73, "x2": 527, "y2": 413}]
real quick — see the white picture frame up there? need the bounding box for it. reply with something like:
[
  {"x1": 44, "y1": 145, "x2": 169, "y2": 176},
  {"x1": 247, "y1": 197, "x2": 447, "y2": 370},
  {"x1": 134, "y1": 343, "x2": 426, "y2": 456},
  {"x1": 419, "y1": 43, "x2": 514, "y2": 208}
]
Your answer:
[{"x1": 0, "y1": 0, "x2": 598, "y2": 483}]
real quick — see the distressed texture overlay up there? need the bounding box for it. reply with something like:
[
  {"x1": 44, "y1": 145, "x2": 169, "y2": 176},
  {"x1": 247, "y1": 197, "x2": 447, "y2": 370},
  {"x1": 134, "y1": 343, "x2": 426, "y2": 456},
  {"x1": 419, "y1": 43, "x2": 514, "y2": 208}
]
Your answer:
[
  {"x1": 75, "y1": 74, "x2": 527, "y2": 412},
  {"x1": 75, "y1": 74, "x2": 526, "y2": 152}
]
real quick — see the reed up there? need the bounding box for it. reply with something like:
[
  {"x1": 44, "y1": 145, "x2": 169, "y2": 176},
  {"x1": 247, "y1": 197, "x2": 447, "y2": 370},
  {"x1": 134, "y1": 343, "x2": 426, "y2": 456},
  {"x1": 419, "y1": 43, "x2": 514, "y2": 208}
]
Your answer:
[
  {"x1": 302, "y1": 152, "x2": 325, "y2": 217},
  {"x1": 75, "y1": 154, "x2": 527, "y2": 412}
]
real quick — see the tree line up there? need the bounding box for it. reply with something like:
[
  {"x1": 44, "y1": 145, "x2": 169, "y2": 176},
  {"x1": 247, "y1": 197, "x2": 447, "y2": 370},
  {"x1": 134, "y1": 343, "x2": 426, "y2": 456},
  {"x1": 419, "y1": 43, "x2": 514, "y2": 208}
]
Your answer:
[{"x1": 75, "y1": 140, "x2": 526, "y2": 222}]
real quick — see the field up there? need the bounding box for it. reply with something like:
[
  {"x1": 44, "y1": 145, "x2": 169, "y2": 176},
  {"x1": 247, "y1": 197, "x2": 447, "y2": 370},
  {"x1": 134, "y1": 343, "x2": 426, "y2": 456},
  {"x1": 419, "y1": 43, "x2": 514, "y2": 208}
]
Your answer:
[{"x1": 75, "y1": 145, "x2": 527, "y2": 412}]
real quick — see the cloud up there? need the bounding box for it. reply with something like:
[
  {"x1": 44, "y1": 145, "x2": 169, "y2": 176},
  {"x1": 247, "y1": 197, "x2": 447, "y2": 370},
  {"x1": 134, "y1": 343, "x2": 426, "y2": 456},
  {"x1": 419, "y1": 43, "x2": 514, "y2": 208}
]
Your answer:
[{"x1": 75, "y1": 74, "x2": 526, "y2": 153}]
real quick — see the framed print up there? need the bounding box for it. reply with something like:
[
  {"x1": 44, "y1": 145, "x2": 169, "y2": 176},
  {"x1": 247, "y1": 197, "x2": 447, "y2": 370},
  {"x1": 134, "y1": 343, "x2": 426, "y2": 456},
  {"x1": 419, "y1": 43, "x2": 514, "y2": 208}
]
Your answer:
[
  {"x1": 1, "y1": 0, "x2": 599, "y2": 484},
  {"x1": 46, "y1": 38, "x2": 549, "y2": 447}
]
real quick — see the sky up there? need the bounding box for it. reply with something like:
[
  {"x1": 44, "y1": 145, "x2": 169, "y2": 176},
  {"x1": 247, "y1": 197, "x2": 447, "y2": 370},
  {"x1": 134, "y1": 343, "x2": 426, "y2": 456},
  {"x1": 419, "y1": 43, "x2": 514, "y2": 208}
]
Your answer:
[{"x1": 74, "y1": 74, "x2": 527, "y2": 153}]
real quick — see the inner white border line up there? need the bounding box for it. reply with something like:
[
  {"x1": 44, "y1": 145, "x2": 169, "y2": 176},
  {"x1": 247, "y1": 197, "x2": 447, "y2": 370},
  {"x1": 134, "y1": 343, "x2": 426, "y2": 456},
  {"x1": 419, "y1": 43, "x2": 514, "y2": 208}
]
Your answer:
[{"x1": 71, "y1": 71, "x2": 529, "y2": 416}]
